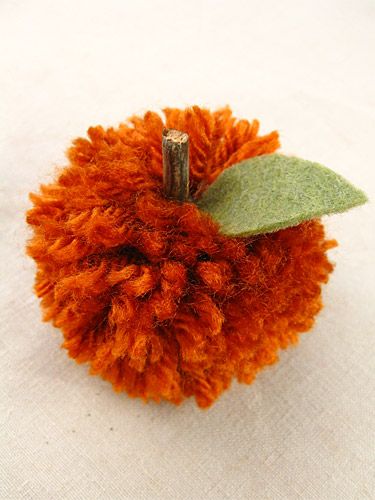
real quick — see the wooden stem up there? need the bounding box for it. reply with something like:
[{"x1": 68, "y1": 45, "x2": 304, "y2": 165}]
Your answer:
[{"x1": 162, "y1": 128, "x2": 189, "y2": 202}]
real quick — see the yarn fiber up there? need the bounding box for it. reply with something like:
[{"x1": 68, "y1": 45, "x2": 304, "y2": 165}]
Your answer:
[{"x1": 26, "y1": 106, "x2": 336, "y2": 407}]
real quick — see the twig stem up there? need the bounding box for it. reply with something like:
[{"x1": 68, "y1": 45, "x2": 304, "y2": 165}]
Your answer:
[{"x1": 162, "y1": 129, "x2": 189, "y2": 202}]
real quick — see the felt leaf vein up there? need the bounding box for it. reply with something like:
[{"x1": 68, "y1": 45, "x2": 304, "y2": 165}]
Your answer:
[{"x1": 197, "y1": 154, "x2": 367, "y2": 237}]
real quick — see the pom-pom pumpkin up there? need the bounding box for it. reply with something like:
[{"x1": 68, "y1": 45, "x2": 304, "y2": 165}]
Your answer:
[{"x1": 27, "y1": 106, "x2": 364, "y2": 408}]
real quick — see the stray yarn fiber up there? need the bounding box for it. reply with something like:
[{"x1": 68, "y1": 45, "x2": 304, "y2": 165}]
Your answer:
[{"x1": 26, "y1": 106, "x2": 336, "y2": 408}]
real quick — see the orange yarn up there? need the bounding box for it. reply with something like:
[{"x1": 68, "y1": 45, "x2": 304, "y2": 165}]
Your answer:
[{"x1": 26, "y1": 106, "x2": 336, "y2": 408}]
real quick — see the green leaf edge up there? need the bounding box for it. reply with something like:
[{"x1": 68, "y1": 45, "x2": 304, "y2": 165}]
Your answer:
[{"x1": 196, "y1": 153, "x2": 368, "y2": 237}]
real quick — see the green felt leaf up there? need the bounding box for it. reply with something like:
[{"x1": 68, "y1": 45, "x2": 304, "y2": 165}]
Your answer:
[{"x1": 197, "y1": 154, "x2": 368, "y2": 237}]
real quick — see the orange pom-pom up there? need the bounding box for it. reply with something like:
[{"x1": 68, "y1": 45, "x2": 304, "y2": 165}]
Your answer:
[{"x1": 26, "y1": 106, "x2": 336, "y2": 408}]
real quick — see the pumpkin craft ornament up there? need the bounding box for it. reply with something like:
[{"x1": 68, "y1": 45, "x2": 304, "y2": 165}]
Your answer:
[{"x1": 26, "y1": 106, "x2": 367, "y2": 408}]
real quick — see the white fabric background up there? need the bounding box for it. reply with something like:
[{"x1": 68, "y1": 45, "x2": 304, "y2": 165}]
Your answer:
[{"x1": 1, "y1": 1, "x2": 374, "y2": 498}]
